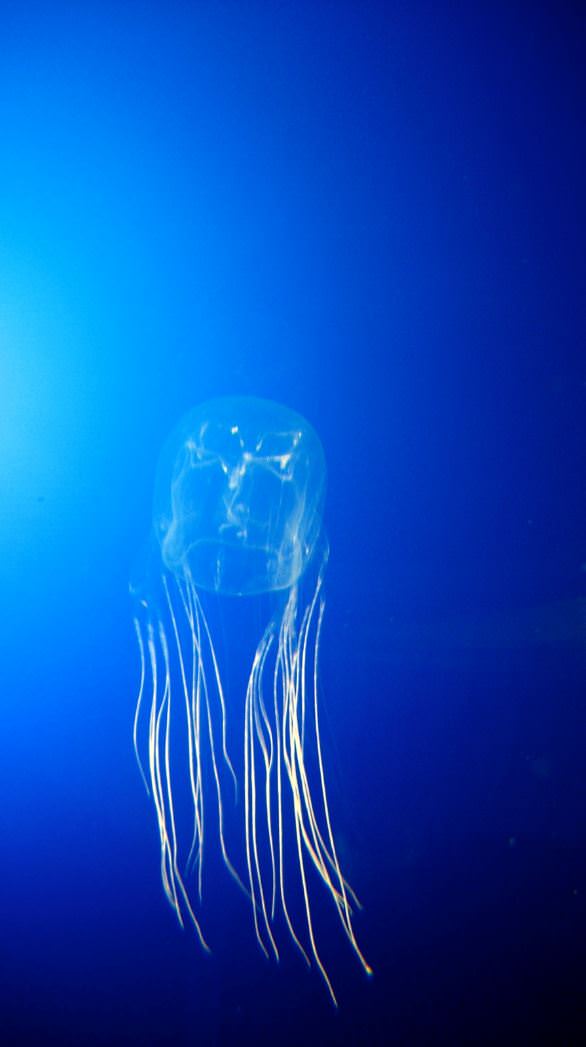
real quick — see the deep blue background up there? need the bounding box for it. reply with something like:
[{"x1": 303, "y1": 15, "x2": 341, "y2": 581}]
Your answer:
[{"x1": 1, "y1": 3, "x2": 585, "y2": 1044}]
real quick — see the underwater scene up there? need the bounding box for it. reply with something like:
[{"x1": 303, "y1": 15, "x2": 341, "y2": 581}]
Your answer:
[{"x1": 0, "y1": 4, "x2": 584, "y2": 1045}]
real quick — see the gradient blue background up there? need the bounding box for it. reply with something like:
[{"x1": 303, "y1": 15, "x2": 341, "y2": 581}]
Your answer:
[{"x1": 1, "y1": 3, "x2": 585, "y2": 1044}]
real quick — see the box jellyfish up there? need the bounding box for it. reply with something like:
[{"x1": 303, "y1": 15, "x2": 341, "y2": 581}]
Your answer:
[{"x1": 131, "y1": 396, "x2": 370, "y2": 1003}]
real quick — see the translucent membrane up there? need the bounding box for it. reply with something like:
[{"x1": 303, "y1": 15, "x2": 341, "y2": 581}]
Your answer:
[{"x1": 154, "y1": 397, "x2": 326, "y2": 596}]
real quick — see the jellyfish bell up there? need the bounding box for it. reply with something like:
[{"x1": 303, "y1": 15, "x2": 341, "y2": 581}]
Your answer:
[
  {"x1": 132, "y1": 396, "x2": 370, "y2": 1003},
  {"x1": 154, "y1": 396, "x2": 326, "y2": 596}
]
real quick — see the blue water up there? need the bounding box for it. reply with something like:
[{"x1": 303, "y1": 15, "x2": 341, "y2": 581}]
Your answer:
[{"x1": 1, "y1": 4, "x2": 584, "y2": 1044}]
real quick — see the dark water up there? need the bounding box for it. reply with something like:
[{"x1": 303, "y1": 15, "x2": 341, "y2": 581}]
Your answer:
[{"x1": 1, "y1": 4, "x2": 584, "y2": 1044}]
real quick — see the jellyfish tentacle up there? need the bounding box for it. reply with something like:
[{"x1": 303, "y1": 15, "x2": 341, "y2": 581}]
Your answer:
[
  {"x1": 160, "y1": 622, "x2": 181, "y2": 916},
  {"x1": 191, "y1": 581, "x2": 238, "y2": 799},
  {"x1": 149, "y1": 623, "x2": 183, "y2": 922},
  {"x1": 272, "y1": 623, "x2": 311, "y2": 967},
  {"x1": 290, "y1": 580, "x2": 345, "y2": 898},
  {"x1": 274, "y1": 564, "x2": 371, "y2": 1001},
  {"x1": 191, "y1": 587, "x2": 205, "y2": 894},
  {"x1": 289, "y1": 570, "x2": 358, "y2": 912},
  {"x1": 244, "y1": 628, "x2": 280, "y2": 961},
  {"x1": 286, "y1": 579, "x2": 355, "y2": 913},
  {"x1": 244, "y1": 645, "x2": 269, "y2": 959},
  {"x1": 163, "y1": 574, "x2": 202, "y2": 884},
  {"x1": 292, "y1": 589, "x2": 364, "y2": 947},
  {"x1": 159, "y1": 622, "x2": 210, "y2": 948},
  {"x1": 284, "y1": 588, "x2": 339, "y2": 899},
  {"x1": 137, "y1": 614, "x2": 210, "y2": 949},
  {"x1": 189, "y1": 581, "x2": 247, "y2": 897},
  {"x1": 145, "y1": 621, "x2": 179, "y2": 918},
  {"x1": 181, "y1": 578, "x2": 203, "y2": 876},
  {"x1": 297, "y1": 598, "x2": 313, "y2": 750},
  {"x1": 132, "y1": 617, "x2": 150, "y2": 794},
  {"x1": 278, "y1": 595, "x2": 337, "y2": 1006},
  {"x1": 165, "y1": 573, "x2": 206, "y2": 898},
  {"x1": 311, "y1": 597, "x2": 372, "y2": 976},
  {"x1": 251, "y1": 627, "x2": 278, "y2": 925},
  {"x1": 253, "y1": 631, "x2": 278, "y2": 920}
]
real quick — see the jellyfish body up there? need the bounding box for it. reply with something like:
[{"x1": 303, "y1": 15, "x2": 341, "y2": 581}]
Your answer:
[{"x1": 132, "y1": 397, "x2": 370, "y2": 1002}]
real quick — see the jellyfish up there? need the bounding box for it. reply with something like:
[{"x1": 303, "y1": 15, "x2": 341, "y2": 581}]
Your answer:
[{"x1": 131, "y1": 396, "x2": 370, "y2": 1003}]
